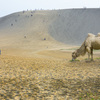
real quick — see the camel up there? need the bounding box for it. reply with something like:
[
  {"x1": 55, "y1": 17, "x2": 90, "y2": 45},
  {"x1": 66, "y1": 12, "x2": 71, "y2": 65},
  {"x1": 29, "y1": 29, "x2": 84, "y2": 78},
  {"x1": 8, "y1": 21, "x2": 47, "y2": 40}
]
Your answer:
[{"x1": 72, "y1": 33, "x2": 100, "y2": 61}]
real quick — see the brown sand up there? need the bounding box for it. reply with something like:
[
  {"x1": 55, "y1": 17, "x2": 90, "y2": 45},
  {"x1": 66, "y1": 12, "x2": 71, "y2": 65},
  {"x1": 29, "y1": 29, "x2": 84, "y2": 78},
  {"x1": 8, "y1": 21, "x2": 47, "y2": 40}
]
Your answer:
[
  {"x1": 0, "y1": 9, "x2": 100, "y2": 100},
  {"x1": 0, "y1": 48, "x2": 100, "y2": 100}
]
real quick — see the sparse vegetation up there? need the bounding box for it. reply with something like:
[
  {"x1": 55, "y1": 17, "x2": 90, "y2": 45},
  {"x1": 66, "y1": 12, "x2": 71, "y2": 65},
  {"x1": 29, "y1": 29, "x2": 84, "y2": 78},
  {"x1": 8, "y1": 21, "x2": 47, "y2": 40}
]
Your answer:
[
  {"x1": 44, "y1": 38, "x2": 46, "y2": 40},
  {"x1": 24, "y1": 35, "x2": 26, "y2": 38},
  {"x1": 15, "y1": 19, "x2": 17, "y2": 22},
  {"x1": 0, "y1": 51, "x2": 100, "y2": 99},
  {"x1": 11, "y1": 24, "x2": 13, "y2": 26},
  {"x1": 60, "y1": 48, "x2": 78, "y2": 51},
  {"x1": 95, "y1": 57, "x2": 100, "y2": 60},
  {"x1": 69, "y1": 59, "x2": 80, "y2": 62},
  {"x1": 23, "y1": 10, "x2": 25, "y2": 13}
]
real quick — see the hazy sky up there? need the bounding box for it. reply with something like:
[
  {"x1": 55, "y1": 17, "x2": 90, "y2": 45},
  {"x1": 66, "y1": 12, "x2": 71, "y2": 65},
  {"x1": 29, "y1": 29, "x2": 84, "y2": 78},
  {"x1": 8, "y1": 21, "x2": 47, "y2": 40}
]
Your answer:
[{"x1": 0, "y1": 0, "x2": 100, "y2": 17}]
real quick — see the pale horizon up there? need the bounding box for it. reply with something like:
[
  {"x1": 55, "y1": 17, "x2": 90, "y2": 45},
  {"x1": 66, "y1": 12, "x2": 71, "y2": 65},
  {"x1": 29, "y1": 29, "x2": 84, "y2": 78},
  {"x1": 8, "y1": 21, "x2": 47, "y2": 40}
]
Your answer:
[{"x1": 0, "y1": 0, "x2": 100, "y2": 17}]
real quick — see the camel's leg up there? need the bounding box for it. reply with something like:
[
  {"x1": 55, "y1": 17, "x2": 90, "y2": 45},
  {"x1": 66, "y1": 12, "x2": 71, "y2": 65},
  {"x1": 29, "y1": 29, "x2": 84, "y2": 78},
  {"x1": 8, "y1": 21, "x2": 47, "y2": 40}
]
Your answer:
[
  {"x1": 88, "y1": 53, "x2": 90, "y2": 60},
  {"x1": 86, "y1": 47, "x2": 91, "y2": 60},
  {"x1": 91, "y1": 48, "x2": 93, "y2": 61}
]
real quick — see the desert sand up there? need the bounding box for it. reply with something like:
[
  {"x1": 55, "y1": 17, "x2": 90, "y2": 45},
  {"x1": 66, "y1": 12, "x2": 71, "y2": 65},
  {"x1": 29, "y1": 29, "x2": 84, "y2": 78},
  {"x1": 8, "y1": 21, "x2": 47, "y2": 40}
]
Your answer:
[{"x1": 0, "y1": 9, "x2": 100, "y2": 100}]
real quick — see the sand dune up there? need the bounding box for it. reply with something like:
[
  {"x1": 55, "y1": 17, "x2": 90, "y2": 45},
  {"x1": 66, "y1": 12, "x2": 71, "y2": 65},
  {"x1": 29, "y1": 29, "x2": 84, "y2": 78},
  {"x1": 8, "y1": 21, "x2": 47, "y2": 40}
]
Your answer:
[
  {"x1": 48, "y1": 9, "x2": 100, "y2": 44},
  {"x1": 0, "y1": 9, "x2": 100, "y2": 99},
  {"x1": 0, "y1": 9, "x2": 100, "y2": 48},
  {"x1": 0, "y1": 10, "x2": 67, "y2": 55},
  {"x1": 1, "y1": 8, "x2": 100, "y2": 55}
]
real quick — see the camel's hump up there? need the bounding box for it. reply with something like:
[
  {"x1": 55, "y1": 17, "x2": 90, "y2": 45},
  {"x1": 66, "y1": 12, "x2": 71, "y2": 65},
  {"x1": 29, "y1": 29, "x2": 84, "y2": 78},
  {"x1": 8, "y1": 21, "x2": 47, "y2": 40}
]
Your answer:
[
  {"x1": 97, "y1": 33, "x2": 100, "y2": 36},
  {"x1": 88, "y1": 33, "x2": 95, "y2": 37}
]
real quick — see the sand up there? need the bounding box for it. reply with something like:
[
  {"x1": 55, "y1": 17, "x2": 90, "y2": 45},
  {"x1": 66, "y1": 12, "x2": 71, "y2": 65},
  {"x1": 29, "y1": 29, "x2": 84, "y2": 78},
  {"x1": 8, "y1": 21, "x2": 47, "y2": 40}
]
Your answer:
[
  {"x1": 0, "y1": 9, "x2": 100, "y2": 99},
  {"x1": 0, "y1": 50, "x2": 100, "y2": 100},
  {"x1": 1, "y1": 9, "x2": 100, "y2": 46}
]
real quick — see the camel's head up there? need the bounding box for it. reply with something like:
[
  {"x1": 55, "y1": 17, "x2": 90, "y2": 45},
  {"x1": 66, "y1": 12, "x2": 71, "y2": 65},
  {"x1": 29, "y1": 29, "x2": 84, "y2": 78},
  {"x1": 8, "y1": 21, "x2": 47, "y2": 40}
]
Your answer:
[{"x1": 72, "y1": 51, "x2": 77, "y2": 61}]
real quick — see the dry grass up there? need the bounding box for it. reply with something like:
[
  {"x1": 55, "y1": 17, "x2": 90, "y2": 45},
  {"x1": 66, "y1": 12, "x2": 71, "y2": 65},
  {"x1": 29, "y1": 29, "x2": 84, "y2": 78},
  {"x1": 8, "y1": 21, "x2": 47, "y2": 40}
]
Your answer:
[{"x1": 0, "y1": 50, "x2": 100, "y2": 100}]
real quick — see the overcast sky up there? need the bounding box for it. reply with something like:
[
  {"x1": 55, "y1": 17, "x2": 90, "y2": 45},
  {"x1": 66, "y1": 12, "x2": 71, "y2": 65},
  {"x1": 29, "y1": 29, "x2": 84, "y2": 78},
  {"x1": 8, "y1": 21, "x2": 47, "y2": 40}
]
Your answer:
[{"x1": 0, "y1": 0, "x2": 100, "y2": 17}]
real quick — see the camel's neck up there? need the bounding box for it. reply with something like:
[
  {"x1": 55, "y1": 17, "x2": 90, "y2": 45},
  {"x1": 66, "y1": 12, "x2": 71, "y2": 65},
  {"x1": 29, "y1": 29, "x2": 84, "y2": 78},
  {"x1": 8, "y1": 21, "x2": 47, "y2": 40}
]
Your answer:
[
  {"x1": 76, "y1": 48, "x2": 81, "y2": 57},
  {"x1": 76, "y1": 42, "x2": 86, "y2": 57}
]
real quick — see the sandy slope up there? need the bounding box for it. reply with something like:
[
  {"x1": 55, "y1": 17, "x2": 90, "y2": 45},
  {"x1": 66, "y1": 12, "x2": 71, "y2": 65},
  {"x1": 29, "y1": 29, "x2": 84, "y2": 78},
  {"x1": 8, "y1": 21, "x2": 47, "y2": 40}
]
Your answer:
[
  {"x1": 1, "y1": 9, "x2": 100, "y2": 47},
  {"x1": 0, "y1": 10, "x2": 69, "y2": 57},
  {"x1": 1, "y1": 9, "x2": 100, "y2": 49},
  {"x1": 0, "y1": 9, "x2": 100, "y2": 99},
  {"x1": 0, "y1": 51, "x2": 100, "y2": 99}
]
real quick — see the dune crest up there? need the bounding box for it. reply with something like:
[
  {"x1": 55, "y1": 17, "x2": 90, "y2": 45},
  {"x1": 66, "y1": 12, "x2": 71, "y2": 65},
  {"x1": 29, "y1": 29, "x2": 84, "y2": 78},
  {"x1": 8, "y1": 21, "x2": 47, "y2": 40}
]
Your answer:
[{"x1": 0, "y1": 9, "x2": 100, "y2": 54}]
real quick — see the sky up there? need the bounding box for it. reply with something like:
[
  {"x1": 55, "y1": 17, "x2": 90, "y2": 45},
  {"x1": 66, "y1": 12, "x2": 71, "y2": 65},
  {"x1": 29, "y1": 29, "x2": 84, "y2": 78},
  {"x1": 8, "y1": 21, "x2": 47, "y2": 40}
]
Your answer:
[{"x1": 0, "y1": 0, "x2": 100, "y2": 17}]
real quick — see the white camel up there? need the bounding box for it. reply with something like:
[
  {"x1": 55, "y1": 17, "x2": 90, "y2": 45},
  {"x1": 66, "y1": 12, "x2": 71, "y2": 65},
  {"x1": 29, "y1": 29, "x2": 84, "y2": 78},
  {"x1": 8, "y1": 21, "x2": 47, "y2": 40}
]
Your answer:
[{"x1": 72, "y1": 33, "x2": 100, "y2": 61}]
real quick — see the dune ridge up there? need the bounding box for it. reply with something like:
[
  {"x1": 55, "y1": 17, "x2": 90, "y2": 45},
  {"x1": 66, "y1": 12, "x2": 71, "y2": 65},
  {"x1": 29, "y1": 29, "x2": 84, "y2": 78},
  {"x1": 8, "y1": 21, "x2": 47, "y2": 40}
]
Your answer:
[
  {"x1": 0, "y1": 9, "x2": 100, "y2": 46},
  {"x1": 0, "y1": 9, "x2": 100, "y2": 54},
  {"x1": 0, "y1": 9, "x2": 100, "y2": 100}
]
